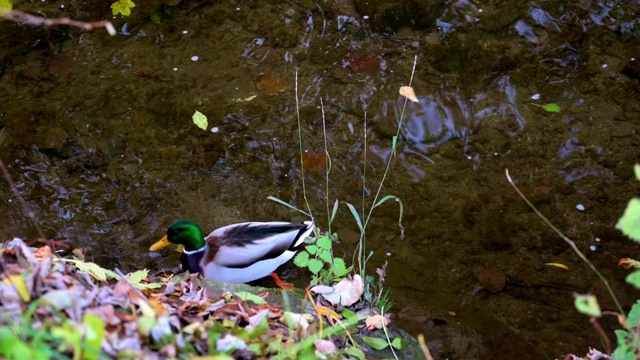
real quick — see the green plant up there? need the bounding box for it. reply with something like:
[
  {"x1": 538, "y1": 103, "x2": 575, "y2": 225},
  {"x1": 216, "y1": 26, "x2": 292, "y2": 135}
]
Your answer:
[
  {"x1": 0, "y1": 300, "x2": 106, "y2": 360},
  {"x1": 293, "y1": 231, "x2": 350, "y2": 286}
]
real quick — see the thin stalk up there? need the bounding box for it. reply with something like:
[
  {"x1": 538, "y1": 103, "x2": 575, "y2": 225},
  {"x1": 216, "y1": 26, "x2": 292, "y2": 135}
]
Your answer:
[
  {"x1": 505, "y1": 168, "x2": 625, "y2": 316},
  {"x1": 360, "y1": 112, "x2": 367, "y2": 274},
  {"x1": 294, "y1": 70, "x2": 313, "y2": 218},
  {"x1": 363, "y1": 55, "x2": 417, "y2": 230},
  {"x1": 320, "y1": 98, "x2": 332, "y2": 233},
  {"x1": 380, "y1": 307, "x2": 398, "y2": 360}
]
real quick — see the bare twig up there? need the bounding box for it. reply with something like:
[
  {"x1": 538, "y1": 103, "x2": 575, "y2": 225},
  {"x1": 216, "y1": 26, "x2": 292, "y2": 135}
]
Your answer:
[
  {"x1": 1, "y1": 9, "x2": 116, "y2": 36},
  {"x1": 0, "y1": 160, "x2": 48, "y2": 245},
  {"x1": 417, "y1": 334, "x2": 434, "y2": 360},
  {"x1": 505, "y1": 168, "x2": 625, "y2": 316}
]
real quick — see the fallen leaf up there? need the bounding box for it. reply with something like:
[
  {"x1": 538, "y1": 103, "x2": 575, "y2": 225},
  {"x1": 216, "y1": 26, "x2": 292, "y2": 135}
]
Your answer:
[
  {"x1": 314, "y1": 339, "x2": 338, "y2": 355},
  {"x1": 365, "y1": 314, "x2": 389, "y2": 330},
  {"x1": 280, "y1": 311, "x2": 311, "y2": 332},
  {"x1": 315, "y1": 305, "x2": 342, "y2": 320},
  {"x1": 399, "y1": 86, "x2": 419, "y2": 103},
  {"x1": 475, "y1": 265, "x2": 506, "y2": 293},
  {"x1": 619, "y1": 258, "x2": 640, "y2": 270},
  {"x1": 311, "y1": 274, "x2": 363, "y2": 306},
  {"x1": 3, "y1": 275, "x2": 30, "y2": 302},
  {"x1": 256, "y1": 74, "x2": 288, "y2": 95},
  {"x1": 234, "y1": 291, "x2": 267, "y2": 305},
  {"x1": 216, "y1": 334, "x2": 248, "y2": 352},
  {"x1": 34, "y1": 245, "x2": 52, "y2": 261}
]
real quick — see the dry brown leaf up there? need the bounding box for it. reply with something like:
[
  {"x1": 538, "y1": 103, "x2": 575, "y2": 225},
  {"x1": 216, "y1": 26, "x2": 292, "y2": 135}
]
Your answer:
[
  {"x1": 256, "y1": 74, "x2": 288, "y2": 95},
  {"x1": 302, "y1": 151, "x2": 328, "y2": 172},
  {"x1": 399, "y1": 86, "x2": 419, "y2": 103},
  {"x1": 346, "y1": 50, "x2": 381, "y2": 75}
]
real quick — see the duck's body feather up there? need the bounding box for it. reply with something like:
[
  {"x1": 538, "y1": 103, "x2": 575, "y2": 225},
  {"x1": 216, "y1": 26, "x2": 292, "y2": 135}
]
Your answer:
[{"x1": 179, "y1": 221, "x2": 314, "y2": 283}]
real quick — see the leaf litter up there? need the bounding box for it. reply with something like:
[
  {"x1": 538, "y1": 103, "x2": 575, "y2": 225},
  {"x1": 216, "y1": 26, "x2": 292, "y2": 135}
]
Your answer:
[{"x1": 0, "y1": 238, "x2": 403, "y2": 359}]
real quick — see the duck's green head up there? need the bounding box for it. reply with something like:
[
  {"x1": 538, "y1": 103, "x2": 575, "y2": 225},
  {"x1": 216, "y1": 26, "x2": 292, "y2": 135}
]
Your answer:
[{"x1": 149, "y1": 219, "x2": 206, "y2": 252}]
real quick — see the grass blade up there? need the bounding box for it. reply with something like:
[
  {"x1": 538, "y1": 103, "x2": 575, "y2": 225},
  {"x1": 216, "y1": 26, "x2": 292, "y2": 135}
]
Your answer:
[
  {"x1": 267, "y1": 196, "x2": 311, "y2": 217},
  {"x1": 346, "y1": 202, "x2": 364, "y2": 233}
]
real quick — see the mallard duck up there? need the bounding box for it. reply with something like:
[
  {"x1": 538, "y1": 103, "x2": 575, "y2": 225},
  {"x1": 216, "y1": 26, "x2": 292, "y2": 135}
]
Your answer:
[{"x1": 150, "y1": 219, "x2": 315, "y2": 286}]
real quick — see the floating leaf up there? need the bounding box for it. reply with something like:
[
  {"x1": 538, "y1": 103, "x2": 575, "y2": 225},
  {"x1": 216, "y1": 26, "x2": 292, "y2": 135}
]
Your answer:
[
  {"x1": 0, "y1": 0, "x2": 12, "y2": 13},
  {"x1": 256, "y1": 75, "x2": 288, "y2": 95},
  {"x1": 399, "y1": 86, "x2": 419, "y2": 103},
  {"x1": 234, "y1": 292, "x2": 267, "y2": 305},
  {"x1": 542, "y1": 103, "x2": 560, "y2": 113},
  {"x1": 192, "y1": 110, "x2": 208, "y2": 131},
  {"x1": 346, "y1": 50, "x2": 381, "y2": 75},
  {"x1": 111, "y1": 0, "x2": 135, "y2": 16},
  {"x1": 616, "y1": 198, "x2": 640, "y2": 243},
  {"x1": 362, "y1": 336, "x2": 389, "y2": 350},
  {"x1": 544, "y1": 262, "x2": 569, "y2": 270},
  {"x1": 574, "y1": 293, "x2": 601, "y2": 318},
  {"x1": 391, "y1": 337, "x2": 403, "y2": 350},
  {"x1": 475, "y1": 265, "x2": 506, "y2": 293},
  {"x1": 634, "y1": 164, "x2": 640, "y2": 181},
  {"x1": 302, "y1": 151, "x2": 328, "y2": 172}
]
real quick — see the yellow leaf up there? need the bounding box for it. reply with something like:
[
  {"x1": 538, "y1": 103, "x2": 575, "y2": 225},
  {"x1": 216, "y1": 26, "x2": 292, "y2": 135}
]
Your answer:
[
  {"x1": 315, "y1": 305, "x2": 342, "y2": 320},
  {"x1": 545, "y1": 262, "x2": 569, "y2": 270},
  {"x1": 0, "y1": 0, "x2": 13, "y2": 12},
  {"x1": 4, "y1": 275, "x2": 30, "y2": 302}
]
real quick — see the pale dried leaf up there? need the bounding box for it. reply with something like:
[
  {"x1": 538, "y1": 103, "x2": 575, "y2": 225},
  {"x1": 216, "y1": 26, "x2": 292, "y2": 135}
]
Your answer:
[
  {"x1": 365, "y1": 314, "x2": 389, "y2": 330},
  {"x1": 399, "y1": 86, "x2": 419, "y2": 103},
  {"x1": 280, "y1": 311, "x2": 311, "y2": 331},
  {"x1": 216, "y1": 334, "x2": 248, "y2": 352},
  {"x1": 310, "y1": 284, "x2": 334, "y2": 294},
  {"x1": 314, "y1": 339, "x2": 338, "y2": 354},
  {"x1": 316, "y1": 274, "x2": 364, "y2": 306}
]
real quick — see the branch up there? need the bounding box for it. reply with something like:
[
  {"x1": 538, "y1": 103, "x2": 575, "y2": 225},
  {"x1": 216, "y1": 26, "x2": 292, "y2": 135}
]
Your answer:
[{"x1": 1, "y1": 9, "x2": 116, "y2": 36}]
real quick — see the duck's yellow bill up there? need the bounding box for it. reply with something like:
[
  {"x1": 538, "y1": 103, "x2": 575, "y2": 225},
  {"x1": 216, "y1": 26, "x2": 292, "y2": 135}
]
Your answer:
[{"x1": 150, "y1": 235, "x2": 171, "y2": 251}]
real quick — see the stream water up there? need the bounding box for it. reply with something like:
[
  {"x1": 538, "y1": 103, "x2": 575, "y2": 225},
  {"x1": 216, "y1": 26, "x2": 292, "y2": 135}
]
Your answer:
[{"x1": 1, "y1": 0, "x2": 640, "y2": 358}]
